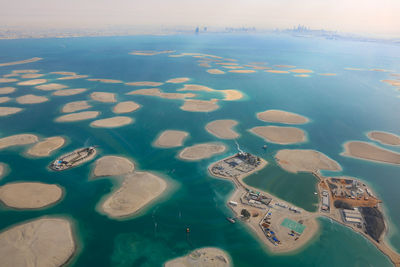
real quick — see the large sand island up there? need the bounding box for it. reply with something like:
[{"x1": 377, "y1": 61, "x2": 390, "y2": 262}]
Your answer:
[
  {"x1": 367, "y1": 131, "x2": 400, "y2": 146},
  {"x1": 100, "y1": 171, "x2": 167, "y2": 218},
  {"x1": 62, "y1": 101, "x2": 92, "y2": 113},
  {"x1": 206, "y1": 120, "x2": 239, "y2": 139},
  {"x1": 164, "y1": 247, "x2": 231, "y2": 267},
  {"x1": 0, "y1": 107, "x2": 23, "y2": 116},
  {"x1": 256, "y1": 109, "x2": 309, "y2": 124},
  {"x1": 90, "y1": 92, "x2": 117, "y2": 103},
  {"x1": 93, "y1": 156, "x2": 135, "y2": 177},
  {"x1": 53, "y1": 88, "x2": 87, "y2": 96},
  {"x1": 250, "y1": 126, "x2": 306, "y2": 145},
  {"x1": 26, "y1": 136, "x2": 65, "y2": 157},
  {"x1": 16, "y1": 94, "x2": 49, "y2": 104},
  {"x1": 342, "y1": 141, "x2": 400, "y2": 165},
  {"x1": 0, "y1": 218, "x2": 75, "y2": 267},
  {"x1": 90, "y1": 116, "x2": 133, "y2": 128},
  {"x1": 0, "y1": 182, "x2": 62, "y2": 209},
  {"x1": 0, "y1": 134, "x2": 38, "y2": 150},
  {"x1": 0, "y1": 87, "x2": 16, "y2": 94},
  {"x1": 0, "y1": 57, "x2": 42, "y2": 67},
  {"x1": 56, "y1": 111, "x2": 100, "y2": 122},
  {"x1": 180, "y1": 99, "x2": 219, "y2": 112},
  {"x1": 112, "y1": 101, "x2": 141, "y2": 114},
  {"x1": 154, "y1": 130, "x2": 189, "y2": 148},
  {"x1": 178, "y1": 143, "x2": 226, "y2": 161}
]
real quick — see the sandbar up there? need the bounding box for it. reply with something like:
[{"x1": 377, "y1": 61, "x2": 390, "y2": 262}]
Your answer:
[
  {"x1": 250, "y1": 126, "x2": 306, "y2": 145},
  {"x1": 0, "y1": 218, "x2": 75, "y2": 267},
  {"x1": 112, "y1": 101, "x2": 141, "y2": 114},
  {"x1": 154, "y1": 130, "x2": 189, "y2": 148},
  {"x1": 342, "y1": 141, "x2": 400, "y2": 165},
  {"x1": 93, "y1": 155, "x2": 135, "y2": 177},
  {"x1": 90, "y1": 92, "x2": 117, "y2": 103},
  {"x1": 0, "y1": 134, "x2": 38, "y2": 149},
  {"x1": 20, "y1": 73, "x2": 44, "y2": 79},
  {"x1": 207, "y1": 69, "x2": 225, "y2": 74},
  {"x1": 17, "y1": 79, "x2": 47, "y2": 86},
  {"x1": 274, "y1": 65, "x2": 296, "y2": 68},
  {"x1": 53, "y1": 88, "x2": 87, "y2": 96},
  {"x1": 0, "y1": 57, "x2": 42, "y2": 67},
  {"x1": 289, "y1": 69, "x2": 313, "y2": 74},
  {"x1": 0, "y1": 107, "x2": 23, "y2": 117},
  {"x1": 367, "y1": 131, "x2": 400, "y2": 146},
  {"x1": 87, "y1": 78, "x2": 123, "y2": 83},
  {"x1": 0, "y1": 78, "x2": 18, "y2": 83},
  {"x1": 101, "y1": 171, "x2": 167, "y2": 218},
  {"x1": 256, "y1": 109, "x2": 309, "y2": 124},
  {"x1": 26, "y1": 137, "x2": 65, "y2": 157},
  {"x1": 35, "y1": 83, "x2": 67, "y2": 91},
  {"x1": 0, "y1": 182, "x2": 62, "y2": 209},
  {"x1": 164, "y1": 247, "x2": 231, "y2": 267},
  {"x1": 90, "y1": 116, "x2": 133, "y2": 128},
  {"x1": 16, "y1": 94, "x2": 48, "y2": 104},
  {"x1": 178, "y1": 143, "x2": 226, "y2": 161},
  {"x1": 0, "y1": 87, "x2": 15, "y2": 94},
  {"x1": 56, "y1": 111, "x2": 100, "y2": 122},
  {"x1": 275, "y1": 149, "x2": 341, "y2": 173},
  {"x1": 166, "y1": 77, "x2": 190, "y2": 83},
  {"x1": 0, "y1": 97, "x2": 11, "y2": 103},
  {"x1": 126, "y1": 81, "x2": 164, "y2": 87},
  {"x1": 206, "y1": 120, "x2": 239, "y2": 139},
  {"x1": 228, "y1": 69, "x2": 256, "y2": 73},
  {"x1": 265, "y1": 70, "x2": 290, "y2": 74},
  {"x1": 180, "y1": 99, "x2": 219, "y2": 112},
  {"x1": 58, "y1": 75, "x2": 88, "y2": 80},
  {"x1": 62, "y1": 101, "x2": 92, "y2": 113}
]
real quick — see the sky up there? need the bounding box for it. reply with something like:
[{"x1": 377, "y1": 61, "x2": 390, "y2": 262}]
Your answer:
[{"x1": 0, "y1": 0, "x2": 399, "y2": 37}]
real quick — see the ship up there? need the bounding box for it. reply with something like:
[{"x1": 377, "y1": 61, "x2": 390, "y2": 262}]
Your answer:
[
  {"x1": 226, "y1": 217, "x2": 236, "y2": 224},
  {"x1": 49, "y1": 146, "x2": 97, "y2": 171}
]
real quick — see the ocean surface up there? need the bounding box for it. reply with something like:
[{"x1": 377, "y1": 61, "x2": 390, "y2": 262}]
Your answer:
[{"x1": 0, "y1": 34, "x2": 399, "y2": 266}]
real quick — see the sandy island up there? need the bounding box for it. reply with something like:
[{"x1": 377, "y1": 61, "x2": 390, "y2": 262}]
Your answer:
[
  {"x1": 16, "y1": 94, "x2": 49, "y2": 104},
  {"x1": 0, "y1": 218, "x2": 75, "y2": 267},
  {"x1": 0, "y1": 107, "x2": 23, "y2": 117},
  {"x1": 367, "y1": 131, "x2": 400, "y2": 146},
  {"x1": 101, "y1": 171, "x2": 167, "y2": 218},
  {"x1": 319, "y1": 73, "x2": 337, "y2": 76},
  {"x1": 127, "y1": 88, "x2": 196, "y2": 100},
  {"x1": 11, "y1": 69, "x2": 39, "y2": 74},
  {"x1": 154, "y1": 130, "x2": 189, "y2": 148},
  {"x1": 180, "y1": 99, "x2": 219, "y2": 112},
  {"x1": 222, "y1": 66, "x2": 243, "y2": 69},
  {"x1": 87, "y1": 78, "x2": 123, "y2": 84},
  {"x1": 53, "y1": 88, "x2": 87, "y2": 96},
  {"x1": 130, "y1": 50, "x2": 174, "y2": 56},
  {"x1": 0, "y1": 182, "x2": 62, "y2": 209},
  {"x1": 17, "y1": 79, "x2": 47, "y2": 86},
  {"x1": 0, "y1": 78, "x2": 18, "y2": 83},
  {"x1": 51, "y1": 71, "x2": 77, "y2": 76},
  {"x1": 20, "y1": 73, "x2": 44, "y2": 79},
  {"x1": 26, "y1": 136, "x2": 65, "y2": 157},
  {"x1": 178, "y1": 143, "x2": 226, "y2": 161},
  {"x1": 265, "y1": 70, "x2": 290, "y2": 74},
  {"x1": 382, "y1": 80, "x2": 400, "y2": 87},
  {"x1": 62, "y1": 101, "x2": 92, "y2": 113},
  {"x1": 256, "y1": 109, "x2": 309, "y2": 124},
  {"x1": 58, "y1": 75, "x2": 88, "y2": 80},
  {"x1": 250, "y1": 126, "x2": 306, "y2": 145},
  {"x1": 289, "y1": 69, "x2": 313, "y2": 74},
  {"x1": 0, "y1": 134, "x2": 38, "y2": 150},
  {"x1": 126, "y1": 81, "x2": 164, "y2": 87},
  {"x1": 342, "y1": 141, "x2": 400, "y2": 165},
  {"x1": 0, "y1": 163, "x2": 6, "y2": 179},
  {"x1": 113, "y1": 101, "x2": 141, "y2": 114},
  {"x1": 93, "y1": 155, "x2": 135, "y2": 177},
  {"x1": 166, "y1": 77, "x2": 190, "y2": 84},
  {"x1": 0, "y1": 87, "x2": 15, "y2": 94},
  {"x1": 0, "y1": 97, "x2": 10, "y2": 103},
  {"x1": 90, "y1": 116, "x2": 133, "y2": 128},
  {"x1": 35, "y1": 83, "x2": 68, "y2": 91},
  {"x1": 206, "y1": 120, "x2": 239, "y2": 139},
  {"x1": 178, "y1": 84, "x2": 214, "y2": 92},
  {"x1": 207, "y1": 69, "x2": 225, "y2": 74},
  {"x1": 294, "y1": 74, "x2": 310, "y2": 77},
  {"x1": 274, "y1": 65, "x2": 296, "y2": 68},
  {"x1": 275, "y1": 149, "x2": 341, "y2": 173},
  {"x1": 221, "y1": 89, "x2": 243, "y2": 101},
  {"x1": 228, "y1": 69, "x2": 256, "y2": 73},
  {"x1": 0, "y1": 57, "x2": 42, "y2": 67},
  {"x1": 56, "y1": 111, "x2": 100, "y2": 122},
  {"x1": 90, "y1": 92, "x2": 117, "y2": 103},
  {"x1": 164, "y1": 247, "x2": 231, "y2": 267}
]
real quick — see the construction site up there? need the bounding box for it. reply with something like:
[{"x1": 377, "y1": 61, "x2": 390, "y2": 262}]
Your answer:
[{"x1": 49, "y1": 146, "x2": 97, "y2": 171}]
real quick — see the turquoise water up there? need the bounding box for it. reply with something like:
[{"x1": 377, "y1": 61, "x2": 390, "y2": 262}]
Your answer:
[{"x1": 0, "y1": 34, "x2": 399, "y2": 266}]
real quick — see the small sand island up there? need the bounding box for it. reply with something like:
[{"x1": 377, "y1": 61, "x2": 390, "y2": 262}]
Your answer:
[
  {"x1": 221, "y1": 90, "x2": 243, "y2": 101},
  {"x1": 0, "y1": 218, "x2": 75, "y2": 267},
  {"x1": 265, "y1": 70, "x2": 290, "y2": 74},
  {"x1": 21, "y1": 73, "x2": 44, "y2": 79},
  {"x1": 58, "y1": 75, "x2": 88, "y2": 80},
  {"x1": 177, "y1": 84, "x2": 243, "y2": 101},
  {"x1": 166, "y1": 77, "x2": 190, "y2": 83},
  {"x1": 154, "y1": 130, "x2": 189, "y2": 148},
  {"x1": 0, "y1": 87, "x2": 16, "y2": 94},
  {"x1": 0, "y1": 163, "x2": 6, "y2": 179},
  {"x1": 250, "y1": 126, "x2": 306, "y2": 145},
  {"x1": 16, "y1": 94, "x2": 48, "y2": 104},
  {"x1": 228, "y1": 69, "x2": 256, "y2": 73},
  {"x1": 35, "y1": 83, "x2": 68, "y2": 91},
  {"x1": 207, "y1": 69, "x2": 225, "y2": 74},
  {"x1": 56, "y1": 111, "x2": 100, "y2": 122},
  {"x1": 0, "y1": 134, "x2": 38, "y2": 150},
  {"x1": 51, "y1": 71, "x2": 77, "y2": 76},
  {"x1": 180, "y1": 99, "x2": 219, "y2": 112},
  {"x1": 17, "y1": 79, "x2": 47, "y2": 86},
  {"x1": 53, "y1": 88, "x2": 87, "y2": 96},
  {"x1": 127, "y1": 88, "x2": 195, "y2": 100},
  {"x1": 367, "y1": 131, "x2": 400, "y2": 146},
  {"x1": 130, "y1": 50, "x2": 174, "y2": 56},
  {"x1": 289, "y1": 69, "x2": 313, "y2": 74},
  {"x1": 0, "y1": 97, "x2": 10, "y2": 103},
  {"x1": 26, "y1": 136, "x2": 65, "y2": 157},
  {"x1": 256, "y1": 109, "x2": 309, "y2": 124},
  {"x1": 112, "y1": 101, "x2": 141, "y2": 114},
  {"x1": 206, "y1": 120, "x2": 239, "y2": 139},
  {"x1": 0, "y1": 107, "x2": 23, "y2": 116},
  {"x1": 0, "y1": 78, "x2": 18, "y2": 83},
  {"x1": 342, "y1": 141, "x2": 400, "y2": 165},
  {"x1": 62, "y1": 101, "x2": 92, "y2": 113},
  {"x1": 90, "y1": 92, "x2": 117, "y2": 103},
  {"x1": 164, "y1": 247, "x2": 231, "y2": 267},
  {"x1": 0, "y1": 57, "x2": 42, "y2": 67},
  {"x1": 49, "y1": 146, "x2": 97, "y2": 171},
  {"x1": 178, "y1": 143, "x2": 226, "y2": 161},
  {"x1": 100, "y1": 171, "x2": 167, "y2": 218},
  {"x1": 87, "y1": 78, "x2": 123, "y2": 83},
  {"x1": 90, "y1": 116, "x2": 133, "y2": 128},
  {"x1": 126, "y1": 81, "x2": 164, "y2": 87},
  {"x1": 93, "y1": 155, "x2": 135, "y2": 177},
  {"x1": 0, "y1": 182, "x2": 62, "y2": 209}
]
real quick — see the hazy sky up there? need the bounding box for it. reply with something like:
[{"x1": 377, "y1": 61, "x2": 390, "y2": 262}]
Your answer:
[{"x1": 1, "y1": 0, "x2": 399, "y2": 36}]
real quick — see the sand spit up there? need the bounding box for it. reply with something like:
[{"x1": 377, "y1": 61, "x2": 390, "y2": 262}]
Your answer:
[
  {"x1": 62, "y1": 101, "x2": 92, "y2": 113},
  {"x1": 56, "y1": 111, "x2": 99, "y2": 122},
  {"x1": 274, "y1": 65, "x2": 296, "y2": 68},
  {"x1": 93, "y1": 155, "x2": 135, "y2": 177},
  {"x1": 367, "y1": 131, "x2": 400, "y2": 146},
  {"x1": 51, "y1": 71, "x2": 77, "y2": 76},
  {"x1": 53, "y1": 88, "x2": 87, "y2": 96},
  {"x1": 154, "y1": 130, "x2": 189, "y2": 148},
  {"x1": 87, "y1": 78, "x2": 123, "y2": 84},
  {"x1": 0, "y1": 57, "x2": 42, "y2": 67},
  {"x1": 58, "y1": 75, "x2": 88, "y2": 80},
  {"x1": 0, "y1": 182, "x2": 62, "y2": 209},
  {"x1": 26, "y1": 137, "x2": 65, "y2": 157},
  {"x1": 20, "y1": 73, "x2": 44, "y2": 79},
  {"x1": 165, "y1": 247, "x2": 231, "y2": 267},
  {"x1": 17, "y1": 79, "x2": 47, "y2": 86},
  {"x1": 180, "y1": 99, "x2": 219, "y2": 112},
  {"x1": 166, "y1": 77, "x2": 190, "y2": 84},
  {"x1": 0, "y1": 78, "x2": 18, "y2": 83},
  {"x1": 127, "y1": 88, "x2": 196, "y2": 99},
  {"x1": 250, "y1": 126, "x2": 306, "y2": 145},
  {"x1": 0, "y1": 218, "x2": 75, "y2": 267},
  {"x1": 0, "y1": 97, "x2": 11, "y2": 103},
  {"x1": 206, "y1": 120, "x2": 239, "y2": 139},
  {"x1": 289, "y1": 69, "x2": 313, "y2": 74},
  {"x1": 130, "y1": 50, "x2": 174, "y2": 56},
  {"x1": 178, "y1": 143, "x2": 226, "y2": 161},
  {"x1": 101, "y1": 171, "x2": 167, "y2": 218},
  {"x1": 275, "y1": 149, "x2": 341, "y2": 173},
  {"x1": 90, "y1": 92, "x2": 116, "y2": 103},
  {"x1": 265, "y1": 70, "x2": 290, "y2": 74},
  {"x1": 0, "y1": 87, "x2": 16, "y2": 94},
  {"x1": 112, "y1": 101, "x2": 140, "y2": 114},
  {"x1": 0, "y1": 134, "x2": 38, "y2": 150},
  {"x1": 228, "y1": 69, "x2": 256, "y2": 73},
  {"x1": 342, "y1": 141, "x2": 400, "y2": 165},
  {"x1": 35, "y1": 83, "x2": 67, "y2": 91},
  {"x1": 126, "y1": 81, "x2": 164, "y2": 87},
  {"x1": 0, "y1": 107, "x2": 23, "y2": 117},
  {"x1": 16, "y1": 94, "x2": 48, "y2": 104},
  {"x1": 90, "y1": 116, "x2": 133, "y2": 128},
  {"x1": 256, "y1": 109, "x2": 309, "y2": 124},
  {"x1": 207, "y1": 69, "x2": 225, "y2": 74},
  {"x1": 319, "y1": 73, "x2": 337, "y2": 76}
]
